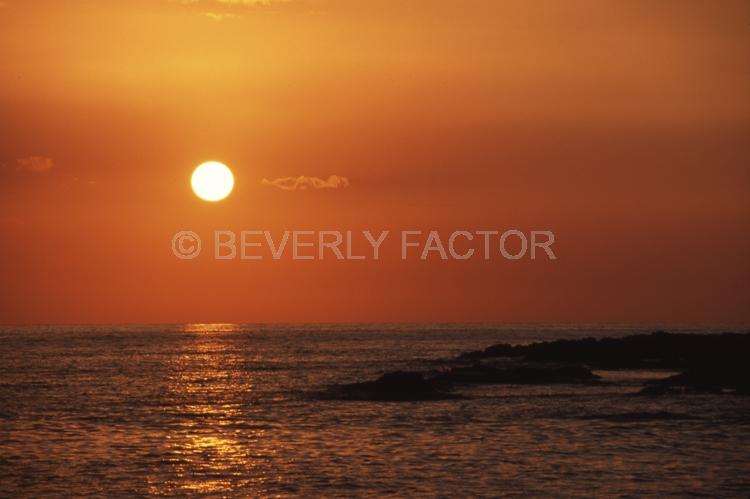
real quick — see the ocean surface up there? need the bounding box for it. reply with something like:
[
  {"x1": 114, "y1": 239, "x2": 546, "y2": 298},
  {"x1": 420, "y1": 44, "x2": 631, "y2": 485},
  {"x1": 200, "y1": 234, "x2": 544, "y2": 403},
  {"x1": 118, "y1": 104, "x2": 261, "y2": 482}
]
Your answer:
[{"x1": 1, "y1": 324, "x2": 749, "y2": 497}]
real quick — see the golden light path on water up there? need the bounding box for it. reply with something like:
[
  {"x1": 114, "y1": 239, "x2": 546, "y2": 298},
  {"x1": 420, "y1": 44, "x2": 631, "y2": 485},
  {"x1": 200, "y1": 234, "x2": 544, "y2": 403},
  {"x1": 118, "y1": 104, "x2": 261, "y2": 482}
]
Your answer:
[
  {"x1": 1, "y1": 324, "x2": 748, "y2": 495},
  {"x1": 147, "y1": 324, "x2": 276, "y2": 495}
]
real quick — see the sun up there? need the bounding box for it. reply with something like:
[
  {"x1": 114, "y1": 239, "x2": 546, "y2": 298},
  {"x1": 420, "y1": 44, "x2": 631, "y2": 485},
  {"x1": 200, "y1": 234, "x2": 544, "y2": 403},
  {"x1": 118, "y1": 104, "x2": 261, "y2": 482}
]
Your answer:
[{"x1": 191, "y1": 161, "x2": 234, "y2": 202}]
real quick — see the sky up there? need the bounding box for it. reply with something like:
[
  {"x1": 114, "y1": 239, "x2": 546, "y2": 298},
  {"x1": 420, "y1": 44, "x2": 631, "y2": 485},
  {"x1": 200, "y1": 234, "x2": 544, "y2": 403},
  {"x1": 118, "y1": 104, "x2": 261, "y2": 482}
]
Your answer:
[{"x1": 1, "y1": 0, "x2": 749, "y2": 324}]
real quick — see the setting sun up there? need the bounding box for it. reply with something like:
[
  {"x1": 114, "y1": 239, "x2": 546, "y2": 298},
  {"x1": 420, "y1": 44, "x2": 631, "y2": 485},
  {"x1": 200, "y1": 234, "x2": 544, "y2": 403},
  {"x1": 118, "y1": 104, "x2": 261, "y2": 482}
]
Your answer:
[
  {"x1": 191, "y1": 162, "x2": 234, "y2": 202},
  {"x1": 1, "y1": 1, "x2": 749, "y2": 496}
]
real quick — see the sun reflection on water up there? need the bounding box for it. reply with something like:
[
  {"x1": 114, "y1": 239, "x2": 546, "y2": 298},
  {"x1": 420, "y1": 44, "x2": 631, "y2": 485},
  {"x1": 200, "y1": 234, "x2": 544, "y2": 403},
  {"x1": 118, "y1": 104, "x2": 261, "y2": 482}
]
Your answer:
[
  {"x1": 182, "y1": 323, "x2": 240, "y2": 334},
  {"x1": 147, "y1": 327, "x2": 276, "y2": 495}
]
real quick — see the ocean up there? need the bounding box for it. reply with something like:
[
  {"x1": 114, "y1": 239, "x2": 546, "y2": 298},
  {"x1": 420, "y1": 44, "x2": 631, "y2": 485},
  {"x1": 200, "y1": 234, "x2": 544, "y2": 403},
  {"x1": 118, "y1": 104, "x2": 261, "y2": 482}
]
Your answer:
[{"x1": 1, "y1": 324, "x2": 748, "y2": 497}]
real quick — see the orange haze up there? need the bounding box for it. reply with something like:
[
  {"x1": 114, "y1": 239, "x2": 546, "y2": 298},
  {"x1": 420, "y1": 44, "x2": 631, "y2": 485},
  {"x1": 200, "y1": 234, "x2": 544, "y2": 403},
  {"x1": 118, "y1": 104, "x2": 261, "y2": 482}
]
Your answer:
[{"x1": 1, "y1": 0, "x2": 749, "y2": 324}]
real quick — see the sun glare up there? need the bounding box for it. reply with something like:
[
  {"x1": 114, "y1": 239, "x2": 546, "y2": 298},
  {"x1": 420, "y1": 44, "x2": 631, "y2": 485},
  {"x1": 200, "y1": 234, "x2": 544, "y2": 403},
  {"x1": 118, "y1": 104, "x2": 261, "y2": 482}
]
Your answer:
[{"x1": 191, "y1": 162, "x2": 234, "y2": 202}]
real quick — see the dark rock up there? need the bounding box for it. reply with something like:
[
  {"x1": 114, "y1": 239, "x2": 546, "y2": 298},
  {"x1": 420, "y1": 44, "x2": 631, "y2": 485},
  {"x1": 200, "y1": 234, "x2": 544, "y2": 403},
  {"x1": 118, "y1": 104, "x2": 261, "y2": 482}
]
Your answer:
[
  {"x1": 459, "y1": 332, "x2": 750, "y2": 371},
  {"x1": 651, "y1": 362, "x2": 750, "y2": 392},
  {"x1": 639, "y1": 385, "x2": 678, "y2": 396},
  {"x1": 458, "y1": 343, "x2": 515, "y2": 361},
  {"x1": 438, "y1": 363, "x2": 600, "y2": 385},
  {"x1": 329, "y1": 371, "x2": 458, "y2": 401},
  {"x1": 325, "y1": 332, "x2": 750, "y2": 402}
]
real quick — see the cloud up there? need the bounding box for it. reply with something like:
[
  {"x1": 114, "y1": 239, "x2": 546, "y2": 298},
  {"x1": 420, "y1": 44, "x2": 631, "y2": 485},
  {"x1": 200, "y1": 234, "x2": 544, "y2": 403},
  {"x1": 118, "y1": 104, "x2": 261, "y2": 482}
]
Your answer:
[
  {"x1": 202, "y1": 12, "x2": 239, "y2": 20},
  {"x1": 170, "y1": 0, "x2": 288, "y2": 5},
  {"x1": 169, "y1": 0, "x2": 293, "y2": 17},
  {"x1": 16, "y1": 156, "x2": 54, "y2": 173},
  {"x1": 261, "y1": 175, "x2": 350, "y2": 191},
  {"x1": 215, "y1": 0, "x2": 289, "y2": 4}
]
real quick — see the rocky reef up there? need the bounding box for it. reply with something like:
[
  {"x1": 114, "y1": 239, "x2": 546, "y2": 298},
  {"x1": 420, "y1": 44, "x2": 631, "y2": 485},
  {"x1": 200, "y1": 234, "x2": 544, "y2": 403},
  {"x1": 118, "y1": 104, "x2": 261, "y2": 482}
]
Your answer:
[
  {"x1": 435, "y1": 364, "x2": 600, "y2": 386},
  {"x1": 325, "y1": 371, "x2": 458, "y2": 401},
  {"x1": 322, "y1": 331, "x2": 750, "y2": 401},
  {"x1": 458, "y1": 331, "x2": 750, "y2": 370}
]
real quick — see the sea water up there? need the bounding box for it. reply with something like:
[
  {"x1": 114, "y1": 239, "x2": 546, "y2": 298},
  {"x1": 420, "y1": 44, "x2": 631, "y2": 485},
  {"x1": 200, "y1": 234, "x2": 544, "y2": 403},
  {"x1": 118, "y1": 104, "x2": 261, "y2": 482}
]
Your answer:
[{"x1": 1, "y1": 324, "x2": 748, "y2": 496}]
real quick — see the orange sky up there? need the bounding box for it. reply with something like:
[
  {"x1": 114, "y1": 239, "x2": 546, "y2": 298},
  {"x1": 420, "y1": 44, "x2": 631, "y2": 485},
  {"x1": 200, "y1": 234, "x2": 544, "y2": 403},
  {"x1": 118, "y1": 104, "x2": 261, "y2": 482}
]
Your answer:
[{"x1": 1, "y1": 0, "x2": 749, "y2": 325}]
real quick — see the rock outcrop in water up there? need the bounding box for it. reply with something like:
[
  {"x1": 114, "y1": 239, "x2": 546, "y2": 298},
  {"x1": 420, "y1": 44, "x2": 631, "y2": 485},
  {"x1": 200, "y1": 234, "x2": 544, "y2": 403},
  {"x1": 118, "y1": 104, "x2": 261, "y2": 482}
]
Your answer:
[
  {"x1": 323, "y1": 332, "x2": 750, "y2": 401},
  {"x1": 648, "y1": 362, "x2": 750, "y2": 393},
  {"x1": 327, "y1": 371, "x2": 458, "y2": 401},
  {"x1": 323, "y1": 364, "x2": 599, "y2": 401},
  {"x1": 458, "y1": 331, "x2": 750, "y2": 371},
  {"x1": 461, "y1": 331, "x2": 750, "y2": 393},
  {"x1": 435, "y1": 364, "x2": 600, "y2": 385}
]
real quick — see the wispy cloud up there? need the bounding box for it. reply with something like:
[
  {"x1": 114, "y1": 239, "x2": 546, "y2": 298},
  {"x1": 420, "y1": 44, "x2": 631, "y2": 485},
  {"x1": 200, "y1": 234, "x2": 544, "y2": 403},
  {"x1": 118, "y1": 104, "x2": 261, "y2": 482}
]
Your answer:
[
  {"x1": 169, "y1": 0, "x2": 295, "y2": 19},
  {"x1": 215, "y1": 0, "x2": 289, "y2": 4},
  {"x1": 202, "y1": 12, "x2": 239, "y2": 20},
  {"x1": 16, "y1": 156, "x2": 54, "y2": 173},
  {"x1": 170, "y1": 0, "x2": 289, "y2": 5},
  {"x1": 262, "y1": 175, "x2": 350, "y2": 191}
]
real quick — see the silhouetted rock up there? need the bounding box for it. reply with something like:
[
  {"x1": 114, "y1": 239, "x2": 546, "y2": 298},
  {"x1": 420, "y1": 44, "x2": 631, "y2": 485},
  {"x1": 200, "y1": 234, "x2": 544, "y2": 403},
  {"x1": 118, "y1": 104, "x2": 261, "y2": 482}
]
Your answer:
[
  {"x1": 325, "y1": 332, "x2": 750, "y2": 402},
  {"x1": 458, "y1": 332, "x2": 750, "y2": 371},
  {"x1": 329, "y1": 371, "x2": 458, "y2": 401},
  {"x1": 651, "y1": 362, "x2": 750, "y2": 392},
  {"x1": 458, "y1": 343, "x2": 516, "y2": 361},
  {"x1": 438, "y1": 363, "x2": 600, "y2": 385}
]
